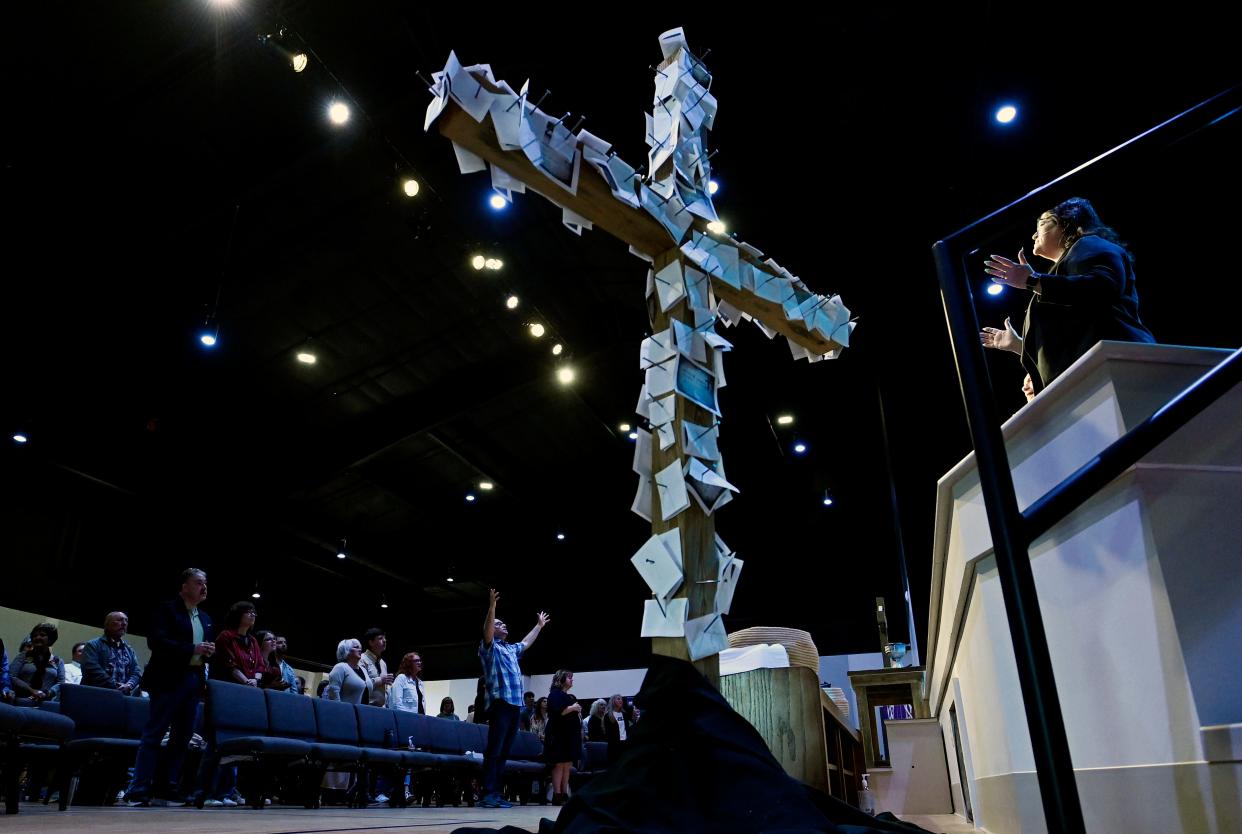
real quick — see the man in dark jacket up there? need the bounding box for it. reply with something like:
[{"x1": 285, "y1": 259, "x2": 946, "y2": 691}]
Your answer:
[{"x1": 125, "y1": 568, "x2": 216, "y2": 806}]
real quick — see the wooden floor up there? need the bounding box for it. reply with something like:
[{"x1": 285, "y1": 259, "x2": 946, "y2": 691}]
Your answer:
[{"x1": 1, "y1": 802, "x2": 559, "y2": 833}]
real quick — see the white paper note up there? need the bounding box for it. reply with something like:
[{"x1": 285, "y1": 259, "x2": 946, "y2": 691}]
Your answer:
[
  {"x1": 630, "y1": 530, "x2": 683, "y2": 599},
  {"x1": 716, "y1": 557, "x2": 744, "y2": 615},
  {"x1": 654, "y1": 459, "x2": 690, "y2": 521},
  {"x1": 641, "y1": 597, "x2": 688, "y2": 637},
  {"x1": 685, "y1": 613, "x2": 729, "y2": 661},
  {"x1": 682, "y1": 420, "x2": 720, "y2": 461}
]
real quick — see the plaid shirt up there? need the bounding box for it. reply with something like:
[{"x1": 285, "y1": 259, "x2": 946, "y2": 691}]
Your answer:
[
  {"x1": 81, "y1": 635, "x2": 141, "y2": 692},
  {"x1": 478, "y1": 638, "x2": 524, "y2": 709}
]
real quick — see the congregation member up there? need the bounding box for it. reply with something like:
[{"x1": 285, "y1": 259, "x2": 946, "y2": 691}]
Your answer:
[
  {"x1": 9, "y1": 623, "x2": 65, "y2": 703},
  {"x1": 81, "y1": 611, "x2": 142, "y2": 694},
  {"x1": 477, "y1": 587, "x2": 550, "y2": 809},
  {"x1": 126, "y1": 568, "x2": 215, "y2": 806}
]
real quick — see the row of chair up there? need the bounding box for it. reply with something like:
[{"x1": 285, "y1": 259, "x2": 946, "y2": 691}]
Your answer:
[
  {"x1": 52, "y1": 681, "x2": 565, "y2": 810},
  {"x1": 0, "y1": 700, "x2": 75, "y2": 815}
]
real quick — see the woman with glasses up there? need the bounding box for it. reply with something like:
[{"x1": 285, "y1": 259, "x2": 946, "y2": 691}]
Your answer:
[{"x1": 982, "y1": 197, "x2": 1154, "y2": 397}]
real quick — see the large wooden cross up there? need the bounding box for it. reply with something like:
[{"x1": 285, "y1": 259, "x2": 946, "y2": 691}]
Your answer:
[{"x1": 426, "y1": 29, "x2": 852, "y2": 686}]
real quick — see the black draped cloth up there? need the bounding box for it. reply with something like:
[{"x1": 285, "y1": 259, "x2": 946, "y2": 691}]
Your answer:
[{"x1": 454, "y1": 655, "x2": 934, "y2": 834}]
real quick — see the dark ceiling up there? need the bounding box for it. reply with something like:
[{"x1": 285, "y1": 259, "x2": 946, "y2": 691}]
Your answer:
[{"x1": 3, "y1": 3, "x2": 1239, "y2": 679}]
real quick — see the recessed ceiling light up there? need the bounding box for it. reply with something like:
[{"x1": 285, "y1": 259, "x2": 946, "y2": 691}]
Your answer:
[
  {"x1": 296, "y1": 352, "x2": 317, "y2": 365},
  {"x1": 328, "y1": 101, "x2": 350, "y2": 125},
  {"x1": 506, "y1": 295, "x2": 520, "y2": 310},
  {"x1": 995, "y1": 104, "x2": 1018, "y2": 124},
  {"x1": 403, "y1": 179, "x2": 420, "y2": 197},
  {"x1": 471, "y1": 255, "x2": 486, "y2": 270},
  {"x1": 485, "y1": 258, "x2": 503, "y2": 270},
  {"x1": 529, "y1": 323, "x2": 545, "y2": 338},
  {"x1": 199, "y1": 333, "x2": 218, "y2": 347},
  {"x1": 775, "y1": 414, "x2": 794, "y2": 426},
  {"x1": 13, "y1": 434, "x2": 29, "y2": 444},
  {"x1": 793, "y1": 442, "x2": 808, "y2": 454},
  {"x1": 708, "y1": 180, "x2": 719, "y2": 195},
  {"x1": 465, "y1": 494, "x2": 476, "y2": 502},
  {"x1": 551, "y1": 343, "x2": 564, "y2": 356},
  {"x1": 479, "y1": 481, "x2": 494, "y2": 491},
  {"x1": 556, "y1": 533, "x2": 566, "y2": 541},
  {"x1": 291, "y1": 53, "x2": 308, "y2": 73},
  {"x1": 706, "y1": 220, "x2": 726, "y2": 234},
  {"x1": 557, "y1": 366, "x2": 575, "y2": 385},
  {"x1": 619, "y1": 422, "x2": 631, "y2": 432},
  {"x1": 986, "y1": 283, "x2": 1004, "y2": 296},
  {"x1": 489, "y1": 194, "x2": 508, "y2": 210}
]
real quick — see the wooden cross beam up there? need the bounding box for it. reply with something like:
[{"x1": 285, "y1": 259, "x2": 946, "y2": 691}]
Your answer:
[{"x1": 426, "y1": 30, "x2": 853, "y2": 686}]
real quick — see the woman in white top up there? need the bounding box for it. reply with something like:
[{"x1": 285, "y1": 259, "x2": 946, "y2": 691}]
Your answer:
[{"x1": 388, "y1": 652, "x2": 426, "y2": 714}]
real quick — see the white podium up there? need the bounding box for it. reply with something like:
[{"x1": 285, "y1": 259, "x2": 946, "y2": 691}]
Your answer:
[{"x1": 925, "y1": 342, "x2": 1242, "y2": 834}]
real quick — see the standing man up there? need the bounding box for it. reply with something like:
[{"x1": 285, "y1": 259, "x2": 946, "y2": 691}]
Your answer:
[
  {"x1": 359, "y1": 628, "x2": 394, "y2": 707},
  {"x1": 125, "y1": 568, "x2": 215, "y2": 806},
  {"x1": 81, "y1": 612, "x2": 142, "y2": 694},
  {"x1": 477, "y1": 588, "x2": 549, "y2": 809},
  {"x1": 273, "y1": 635, "x2": 302, "y2": 694}
]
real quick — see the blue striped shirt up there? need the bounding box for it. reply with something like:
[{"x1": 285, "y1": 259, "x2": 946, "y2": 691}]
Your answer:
[{"x1": 478, "y1": 639, "x2": 524, "y2": 709}]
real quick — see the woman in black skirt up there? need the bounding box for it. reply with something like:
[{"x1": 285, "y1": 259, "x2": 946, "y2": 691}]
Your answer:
[{"x1": 543, "y1": 669, "x2": 582, "y2": 805}]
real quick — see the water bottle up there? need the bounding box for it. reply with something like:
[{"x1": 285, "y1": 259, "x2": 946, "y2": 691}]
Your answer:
[{"x1": 858, "y1": 773, "x2": 876, "y2": 815}]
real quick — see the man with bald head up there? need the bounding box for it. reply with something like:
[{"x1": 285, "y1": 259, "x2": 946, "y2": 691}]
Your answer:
[{"x1": 81, "y1": 611, "x2": 142, "y2": 694}]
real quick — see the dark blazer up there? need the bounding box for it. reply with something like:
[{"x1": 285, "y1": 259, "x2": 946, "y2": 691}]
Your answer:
[
  {"x1": 1021, "y1": 234, "x2": 1154, "y2": 393},
  {"x1": 142, "y1": 598, "x2": 215, "y2": 692}
]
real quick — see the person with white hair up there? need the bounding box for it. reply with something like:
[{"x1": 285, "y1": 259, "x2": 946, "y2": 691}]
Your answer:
[{"x1": 325, "y1": 639, "x2": 371, "y2": 704}]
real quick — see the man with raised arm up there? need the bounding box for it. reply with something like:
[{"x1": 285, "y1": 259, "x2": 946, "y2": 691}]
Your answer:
[{"x1": 477, "y1": 588, "x2": 549, "y2": 809}]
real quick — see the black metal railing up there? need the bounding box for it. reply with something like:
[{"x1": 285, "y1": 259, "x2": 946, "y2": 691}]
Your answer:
[{"x1": 932, "y1": 81, "x2": 1241, "y2": 834}]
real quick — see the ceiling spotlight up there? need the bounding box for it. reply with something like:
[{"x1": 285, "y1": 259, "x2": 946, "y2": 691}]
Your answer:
[
  {"x1": 471, "y1": 254, "x2": 486, "y2": 270},
  {"x1": 380, "y1": 597, "x2": 389, "y2": 609},
  {"x1": 403, "y1": 178, "x2": 420, "y2": 197},
  {"x1": 551, "y1": 343, "x2": 564, "y2": 356},
  {"x1": 489, "y1": 193, "x2": 508, "y2": 210},
  {"x1": 479, "y1": 481, "x2": 494, "y2": 491},
  {"x1": 13, "y1": 434, "x2": 29, "y2": 444},
  {"x1": 619, "y1": 422, "x2": 631, "y2": 432},
  {"x1": 556, "y1": 533, "x2": 566, "y2": 541},
  {"x1": 446, "y1": 576, "x2": 454, "y2": 583},
  {"x1": 506, "y1": 295, "x2": 520, "y2": 309},
  {"x1": 296, "y1": 352, "x2": 317, "y2": 364},
  {"x1": 465, "y1": 493, "x2": 477, "y2": 502},
  {"x1": 252, "y1": 591, "x2": 261, "y2": 599},
  {"x1": 291, "y1": 52, "x2": 309, "y2": 73},
  {"x1": 986, "y1": 283, "x2": 1004, "y2": 296},
  {"x1": 336, "y1": 540, "x2": 347, "y2": 560},
  {"x1": 557, "y1": 366, "x2": 576, "y2": 385},
  {"x1": 484, "y1": 258, "x2": 503, "y2": 271},
  {"x1": 995, "y1": 104, "x2": 1018, "y2": 124},
  {"x1": 627, "y1": 432, "x2": 639, "y2": 440},
  {"x1": 706, "y1": 220, "x2": 726, "y2": 234},
  {"x1": 529, "y1": 323, "x2": 546, "y2": 338},
  {"x1": 328, "y1": 101, "x2": 350, "y2": 125},
  {"x1": 793, "y1": 442, "x2": 808, "y2": 454},
  {"x1": 199, "y1": 330, "x2": 218, "y2": 347},
  {"x1": 775, "y1": 414, "x2": 794, "y2": 426},
  {"x1": 708, "y1": 180, "x2": 719, "y2": 195},
  {"x1": 822, "y1": 492, "x2": 834, "y2": 507}
]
